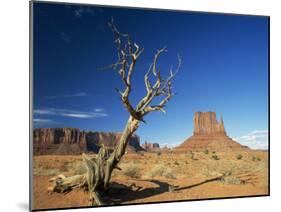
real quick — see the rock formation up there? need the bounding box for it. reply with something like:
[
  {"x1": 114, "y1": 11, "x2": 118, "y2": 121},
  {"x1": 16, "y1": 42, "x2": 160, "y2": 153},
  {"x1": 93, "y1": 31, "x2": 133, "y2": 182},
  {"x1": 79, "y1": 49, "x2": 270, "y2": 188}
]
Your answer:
[
  {"x1": 33, "y1": 128, "x2": 144, "y2": 155},
  {"x1": 176, "y1": 112, "x2": 248, "y2": 151},
  {"x1": 142, "y1": 141, "x2": 161, "y2": 152},
  {"x1": 193, "y1": 112, "x2": 226, "y2": 136}
]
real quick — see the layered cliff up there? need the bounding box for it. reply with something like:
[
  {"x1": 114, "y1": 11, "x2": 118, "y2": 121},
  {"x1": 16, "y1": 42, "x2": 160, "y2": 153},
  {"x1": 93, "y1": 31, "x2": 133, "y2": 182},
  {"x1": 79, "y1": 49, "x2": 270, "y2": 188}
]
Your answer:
[
  {"x1": 33, "y1": 128, "x2": 144, "y2": 155},
  {"x1": 177, "y1": 112, "x2": 248, "y2": 151}
]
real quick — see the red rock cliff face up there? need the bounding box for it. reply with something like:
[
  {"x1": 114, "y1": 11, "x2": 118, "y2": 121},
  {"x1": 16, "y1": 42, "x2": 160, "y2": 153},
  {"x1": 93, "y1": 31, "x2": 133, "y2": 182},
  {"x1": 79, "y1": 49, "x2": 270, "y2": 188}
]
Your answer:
[
  {"x1": 33, "y1": 128, "x2": 144, "y2": 155},
  {"x1": 177, "y1": 112, "x2": 248, "y2": 151},
  {"x1": 33, "y1": 128, "x2": 87, "y2": 155},
  {"x1": 193, "y1": 112, "x2": 226, "y2": 136}
]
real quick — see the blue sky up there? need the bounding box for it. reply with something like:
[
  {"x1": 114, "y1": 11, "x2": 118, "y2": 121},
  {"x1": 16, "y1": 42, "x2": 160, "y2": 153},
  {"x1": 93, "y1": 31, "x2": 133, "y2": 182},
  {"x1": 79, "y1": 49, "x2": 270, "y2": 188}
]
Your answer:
[{"x1": 33, "y1": 2, "x2": 269, "y2": 149}]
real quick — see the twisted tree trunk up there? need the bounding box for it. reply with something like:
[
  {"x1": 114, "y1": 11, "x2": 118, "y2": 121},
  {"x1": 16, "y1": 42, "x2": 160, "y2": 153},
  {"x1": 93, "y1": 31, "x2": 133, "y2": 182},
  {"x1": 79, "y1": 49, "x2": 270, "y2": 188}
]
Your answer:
[
  {"x1": 84, "y1": 116, "x2": 139, "y2": 205},
  {"x1": 104, "y1": 116, "x2": 139, "y2": 189}
]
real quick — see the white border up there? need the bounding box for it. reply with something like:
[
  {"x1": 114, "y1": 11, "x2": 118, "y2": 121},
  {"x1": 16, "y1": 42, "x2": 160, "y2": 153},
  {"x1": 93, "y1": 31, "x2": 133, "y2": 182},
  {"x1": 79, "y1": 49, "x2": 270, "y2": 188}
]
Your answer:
[{"x1": 1, "y1": 0, "x2": 280, "y2": 212}]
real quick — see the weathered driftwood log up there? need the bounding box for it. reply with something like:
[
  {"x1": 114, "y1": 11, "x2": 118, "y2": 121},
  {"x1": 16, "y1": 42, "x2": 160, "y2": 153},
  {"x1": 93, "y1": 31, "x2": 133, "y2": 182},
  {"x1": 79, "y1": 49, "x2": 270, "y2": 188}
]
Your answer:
[
  {"x1": 48, "y1": 18, "x2": 181, "y2": 206},
  {"x1": 48, "y1": 174, "x2": 86, "y2": 193}
]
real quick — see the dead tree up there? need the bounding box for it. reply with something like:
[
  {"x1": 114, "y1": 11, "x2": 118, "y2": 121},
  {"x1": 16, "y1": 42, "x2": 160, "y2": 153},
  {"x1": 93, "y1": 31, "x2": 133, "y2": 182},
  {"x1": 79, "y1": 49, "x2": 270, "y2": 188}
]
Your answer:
[{"x1": 48, "y1": 19, "x2": 181, "y2": 206}]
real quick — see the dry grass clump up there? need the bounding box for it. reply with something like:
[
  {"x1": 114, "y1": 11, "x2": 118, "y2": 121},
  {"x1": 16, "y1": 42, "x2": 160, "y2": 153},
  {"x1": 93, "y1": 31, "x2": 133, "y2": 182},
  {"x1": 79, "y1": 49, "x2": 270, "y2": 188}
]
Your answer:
[
  {"x1": 252, "y1": 156, "x2": 261, "y2": 162},
  {"x1": 211, "y1": 155, "x2": 220, "y2": 160},
  {"x1": 121, "y1": 162, "x2": 141, "y2": 179},
  {"x1": 221, "y1": 175, "x2": 243, "y2": 185},
  {"x1": 146, "y1": 164, "x2": 176, "y2": 179},
  {"x1": 236, "y1": 154, "x2": 243, "y2": 160},
  {"x1": 67, "y1": 160, "x2": 87, "y2": 175},
  {"x1": 33, "y1": 167, "x2": 61, "y2": 176},
  {"x1": 33, "y1": 161, "x2": 61, "y2": 176},
  {"x1": 201, "y1": 165, "x2": 243, "y2": 184}
]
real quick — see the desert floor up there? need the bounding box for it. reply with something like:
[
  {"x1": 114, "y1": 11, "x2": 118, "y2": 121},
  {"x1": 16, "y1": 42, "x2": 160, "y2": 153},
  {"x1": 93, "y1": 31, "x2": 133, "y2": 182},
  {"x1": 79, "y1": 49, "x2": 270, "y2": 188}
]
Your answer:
[{"x1": 32, "y1": 150, "x2": 268, "y2": 210}]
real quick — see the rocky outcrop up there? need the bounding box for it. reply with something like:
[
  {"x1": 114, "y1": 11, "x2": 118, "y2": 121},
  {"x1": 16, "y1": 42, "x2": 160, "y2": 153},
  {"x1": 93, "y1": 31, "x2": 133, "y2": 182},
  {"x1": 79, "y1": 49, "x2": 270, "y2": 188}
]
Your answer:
[
  {"x1": 194, "y1": 112, "x2": 226, "y2": 136},
  {"x1": 33, "y1": 128, "x2": 144, "y2": 155},
  {"x1": 142, "y1": 142, "x2": 160, "y2": 152},
  {"x1": 176, "y1": 112, "x2": 249, "y2": 151}
]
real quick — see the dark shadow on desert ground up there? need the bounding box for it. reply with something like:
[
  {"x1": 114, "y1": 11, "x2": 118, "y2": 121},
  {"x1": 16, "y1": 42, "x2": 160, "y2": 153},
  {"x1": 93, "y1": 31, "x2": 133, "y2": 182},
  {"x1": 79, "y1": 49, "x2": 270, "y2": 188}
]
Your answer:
[
  {"x1": 106, "y1": 180, "x2": 170, "y2": 203},
  {"x1": 175, "y1": 176, "x2": 222, "y2": 192},
  {"x1": 106, "y1": 177, "x2": 222, "y2": 204}
]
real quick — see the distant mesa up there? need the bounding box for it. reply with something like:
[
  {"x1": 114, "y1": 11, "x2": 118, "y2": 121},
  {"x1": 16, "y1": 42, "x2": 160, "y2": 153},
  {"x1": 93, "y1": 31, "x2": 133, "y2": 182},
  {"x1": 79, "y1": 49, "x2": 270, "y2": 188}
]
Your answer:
[
  {"x1": 33, "y1": 128, "x2": 145, "y2": 155},
  {"x1": 176, "y1": 111, "x2": 249, "y2": 151},
  {"x1": 142, "y1": 141, "x2": 161, "y2": 152},
  {"x1": 33, "y1": 112, "x2": 248, "y2": 155}
]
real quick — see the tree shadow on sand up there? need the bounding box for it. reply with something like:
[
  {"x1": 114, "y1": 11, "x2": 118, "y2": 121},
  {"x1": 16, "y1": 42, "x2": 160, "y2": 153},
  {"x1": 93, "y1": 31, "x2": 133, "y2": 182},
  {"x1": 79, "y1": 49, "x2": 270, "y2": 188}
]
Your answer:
[
  {"x1": 105, "y1": 176, "x2": 222, "y2": 204},
  {"x1": 175, "y1": 176, "x2": 222, "y2": 192},
  {"x1": 105, "y1": 180, "x2": 170, "y2": 204}
]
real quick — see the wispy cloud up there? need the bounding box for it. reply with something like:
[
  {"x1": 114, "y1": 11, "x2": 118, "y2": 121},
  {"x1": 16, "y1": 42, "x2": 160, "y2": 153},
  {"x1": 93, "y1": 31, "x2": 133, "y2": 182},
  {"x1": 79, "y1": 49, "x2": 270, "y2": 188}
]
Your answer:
[
  {"x1": 33, "y1": 118, "x2": 54, "y2": 124},
  {"x1": 60, "y1": 32, "x2": 71, "y2": 43},
  {"x1": 43, "y1": 92, "x2": 88, "y2": 100},
  {"x1": 33, "y1": 118, "x2": 57, "y2": 127},
  {"x1": 74, "y1": 7, "x2": 95, "y2": 17},
  {"x1": 34, "y1": 108, "x2": 108, "y2": 119},
  {"x1": 235, "y1": 129, "x2": 268, "y2": 150},
  {"x1": 94, "y1": 108, "x2": 105, "y2": 113}
]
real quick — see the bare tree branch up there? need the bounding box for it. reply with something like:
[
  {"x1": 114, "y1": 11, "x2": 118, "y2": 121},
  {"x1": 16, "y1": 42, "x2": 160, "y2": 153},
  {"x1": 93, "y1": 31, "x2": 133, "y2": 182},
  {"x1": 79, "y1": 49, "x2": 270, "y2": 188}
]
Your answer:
[
  {"x1": 107, "y1": 18, "x2": 145, "y2": 122},
  {"x1": 49, "y1": 18, "x2": 182, "y2": 206}
]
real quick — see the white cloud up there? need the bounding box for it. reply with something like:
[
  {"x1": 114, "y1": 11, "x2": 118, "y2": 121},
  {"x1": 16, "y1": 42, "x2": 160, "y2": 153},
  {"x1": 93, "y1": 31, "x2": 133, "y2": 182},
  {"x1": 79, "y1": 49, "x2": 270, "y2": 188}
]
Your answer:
[
  {"x1": 43, "y1": 92, "x2": 88, "y2": 100},
  {"x1": 235, "y1": 129, "x2": 268, "y2": 150},
  {"x1": 34, "y1": 108, "x2": 108, "y2": 119}
]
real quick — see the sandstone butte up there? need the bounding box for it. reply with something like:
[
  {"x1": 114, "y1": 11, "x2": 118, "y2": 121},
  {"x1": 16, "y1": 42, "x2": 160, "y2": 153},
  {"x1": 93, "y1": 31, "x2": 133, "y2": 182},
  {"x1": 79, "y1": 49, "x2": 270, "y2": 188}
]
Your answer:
[{"x1": 175, "y1": 111, "x2": 249, "y2": 151}]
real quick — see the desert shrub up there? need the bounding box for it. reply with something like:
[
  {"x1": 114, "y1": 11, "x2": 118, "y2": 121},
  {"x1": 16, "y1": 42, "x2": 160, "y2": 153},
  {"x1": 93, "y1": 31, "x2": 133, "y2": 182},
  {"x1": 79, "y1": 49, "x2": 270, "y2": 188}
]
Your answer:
[
  {"x1": 236, "y1": 154, "x2": 243, "y2": 160},
  {"x1": 157, "y1": 152, "x2": 161, "y2": 156},
  {"x1": 44, "y1": 168, "x2": 61, "y2": 176},
  {"x1": 186, "y1": 151, "x2": 197, "y2": 160},
  {"x1": 204, "y1": 149, "x2": 209, "y2": 154},
  {"x1": 33, "y1": 160, "x2": 62, "y2": 176},
  {"x1": 147, "y1": 164, "x2": 176, "y2": 179},
  {"x1": 252, "y1": 156, "x2": 261, "y2": 161},
  {"x1": 121, "y1": 163, "x2": 140, "y2": 179},
  {"x1": 201, "y1": 166, "x2": 231, "y2": 178},
  {"x1": 212, "y1": 151, "x2": 216, "y2": 154},
  {"x1": 201, "y1": 167, "x2": 217, "y2": 177},
  {"x1": 192, "y1": 155, "x2": 198, "y2": 160},
  {"x1": 162, "y1": 168, "x2": 176, "y2": 179},
  {"x1": 34, "y1": 168, "x2": 61, "y2": 176},
  {"x1": 212, "y1": 155, "x2": 220, "y2": 160},
  {"x1": 174, "y1": 161, "x2": 180, "y2": 166},
  {"x1": 147, "y1": 164, "x2": 164, "y2": 178},
  {"x1": 221, "y1": 175, "x2": 243, "y2": 185},
  {"x1": 68, "y1": 161, "x2": 87, "y2": 175}
]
